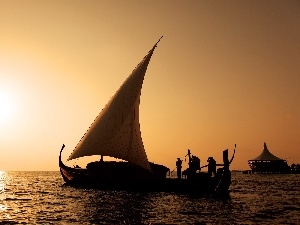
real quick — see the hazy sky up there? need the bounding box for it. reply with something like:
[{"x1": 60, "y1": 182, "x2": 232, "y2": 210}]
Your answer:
[{"x1": 0, "y1": 0, "x2": 299, "y2": 171}]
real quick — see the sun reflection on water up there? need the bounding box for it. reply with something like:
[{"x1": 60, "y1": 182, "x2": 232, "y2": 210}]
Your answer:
[
  {"x1": 0, "y1": 170, "x2": 6, "y2": 193},
  {"x1": 0, "y1": 171, "x2": 8, "y2": 214}
]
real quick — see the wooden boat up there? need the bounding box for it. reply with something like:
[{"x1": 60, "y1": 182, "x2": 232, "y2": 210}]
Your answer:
[{"x1": 59, "y1": 37, "x2": 235, "y2": 194}]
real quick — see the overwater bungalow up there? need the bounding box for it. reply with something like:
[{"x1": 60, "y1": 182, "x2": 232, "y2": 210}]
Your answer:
[{"x1": 248, "y1": 143, "x2": 290, "y2": 174}]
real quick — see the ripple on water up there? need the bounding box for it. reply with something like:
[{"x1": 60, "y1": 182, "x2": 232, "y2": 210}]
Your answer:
[{"x1": 0, "y1": 172, "x2": 299, "y2": 224}]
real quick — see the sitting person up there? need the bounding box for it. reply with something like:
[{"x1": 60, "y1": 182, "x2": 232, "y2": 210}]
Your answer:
[
  {"x1": 207, "y1": 157, "x2": 217, "y2": 177},
  {"x1": 192, "y1": 155, "x2": 201, "y2": 172},
  {"x1": 185, "y1": 149, "x2": 201, "y2": 178}
]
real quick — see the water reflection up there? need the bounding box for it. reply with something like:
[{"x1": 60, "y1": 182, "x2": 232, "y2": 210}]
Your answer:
[
  {"x1": 68, "y1": 189, "x2": 148, "y2": 224},
  {"x1": 74, "y1": 189, "x2": 236, "y2": 224},
  {"x1": 0, "y1": 171, "x2": 11, "y2": 222},
  {"x1": 0, "y1": 171, "x2": 6, "y2": 193},
  {"x1": 0, "y1": 172, "x2": 299, "y2": 224}
]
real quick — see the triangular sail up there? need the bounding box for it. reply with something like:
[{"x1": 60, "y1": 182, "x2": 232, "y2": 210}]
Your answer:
[{"x1": 67, "y1": 40, "x2": 161, "y2": 171}]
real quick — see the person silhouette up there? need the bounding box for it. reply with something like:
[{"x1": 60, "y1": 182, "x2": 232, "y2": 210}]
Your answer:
[
  {"x1": 176, "y1": 158, "x2": 183, "y2": 179},
  {"x1": 207, "y1": 157, "x2": 216, "y2": 177}
]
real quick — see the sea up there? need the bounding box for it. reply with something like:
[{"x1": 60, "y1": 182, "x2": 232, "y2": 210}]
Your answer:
[{"x1": 0, "y1": 171, "x2": 299, "y2": 225}]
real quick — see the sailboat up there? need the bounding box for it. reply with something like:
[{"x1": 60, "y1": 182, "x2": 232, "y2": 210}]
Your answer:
[{"x1": 59, "y1": 37, "x2": 235, "y2": 194}]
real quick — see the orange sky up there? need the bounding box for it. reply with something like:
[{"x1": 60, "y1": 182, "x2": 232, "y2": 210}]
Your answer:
[{"x1": 0, "y1": 1, "x2": 299, "y2": 171}]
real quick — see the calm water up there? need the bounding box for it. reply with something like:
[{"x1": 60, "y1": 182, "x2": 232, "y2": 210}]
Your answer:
[{"x1": 0, "y1": 171, "x2": 299, "y2": 224}]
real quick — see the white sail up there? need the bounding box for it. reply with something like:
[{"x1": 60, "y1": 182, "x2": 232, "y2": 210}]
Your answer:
[{"x1": 67, "y1": 41, "x2": 161, "y2": 171}]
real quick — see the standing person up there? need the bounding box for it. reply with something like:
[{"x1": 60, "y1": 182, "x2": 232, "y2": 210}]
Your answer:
[
  {"x1": 186, "y1": 149, "x2": 193, "y2": 169},
  {"x1": 176, "y1": 158, "x2": 183, "y2": 179},
  {"x1": 186, "y1": 149, "x2": 190, "y2": 160}
]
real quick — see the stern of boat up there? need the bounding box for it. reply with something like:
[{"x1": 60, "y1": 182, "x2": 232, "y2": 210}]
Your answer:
[{"x1": 215, "y1": 146, "x2": 235, "y2": 194}]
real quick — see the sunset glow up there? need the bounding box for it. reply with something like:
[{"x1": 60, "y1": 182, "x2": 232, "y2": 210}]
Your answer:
[
  {"x1": 0, "y1": 1, "x2": 299, "y2": 171},
  {"x1": 0, "y1": 91, "x2": 15, "y2": 124}
]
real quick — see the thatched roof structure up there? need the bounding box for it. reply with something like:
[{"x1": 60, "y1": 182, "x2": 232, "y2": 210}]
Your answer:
[{"x1": 249, "y1": 142, "x2": 284, "y2": 161}]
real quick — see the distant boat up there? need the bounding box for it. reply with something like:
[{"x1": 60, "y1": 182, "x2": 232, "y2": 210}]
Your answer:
[{"x1": 59, "y1": 37, "x2": 235, "y2": 194}]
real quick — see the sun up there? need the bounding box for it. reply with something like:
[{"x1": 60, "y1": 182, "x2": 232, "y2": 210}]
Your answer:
[{"x1": 0, "y1": 91, "x2": 15, "y2": 123}]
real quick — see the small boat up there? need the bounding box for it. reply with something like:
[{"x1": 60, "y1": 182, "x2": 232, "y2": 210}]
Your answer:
[{"x1": 59, "y1": 37, "x2": 235, "y2": 194}]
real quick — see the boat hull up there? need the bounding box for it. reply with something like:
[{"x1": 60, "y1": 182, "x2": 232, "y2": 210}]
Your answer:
[
  {"x1": 59, "y1": 146, "x2": 234, "y2": 195},
  {"x1": 59, "y1": 162, "x2": 231, "y2": 194}
]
